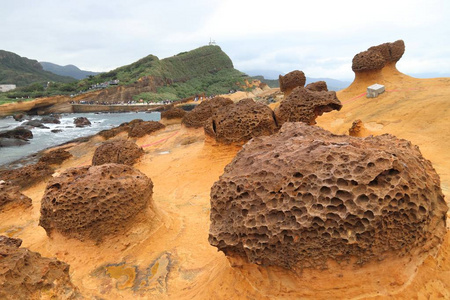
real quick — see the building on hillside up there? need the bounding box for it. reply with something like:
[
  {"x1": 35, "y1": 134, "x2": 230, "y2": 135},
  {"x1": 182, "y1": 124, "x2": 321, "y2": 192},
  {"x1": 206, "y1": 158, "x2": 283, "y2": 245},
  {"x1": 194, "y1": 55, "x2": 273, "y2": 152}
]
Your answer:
[{"x1": 0, "y1": 84, "x2": 16, "y2": 92}]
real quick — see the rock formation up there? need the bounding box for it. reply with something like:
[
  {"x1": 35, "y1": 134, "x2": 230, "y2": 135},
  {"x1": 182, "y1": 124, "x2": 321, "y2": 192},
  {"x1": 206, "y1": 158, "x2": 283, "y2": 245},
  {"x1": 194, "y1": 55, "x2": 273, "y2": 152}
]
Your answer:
[
  {"x1": 97, "y1": 119, "x2": 144, "y2": 140},
  {"x1": 0, "y1": 127, "x2": 33, "y2": 140},
  {"x1": 92, "y1": 140, "x2": 144, "y2": 166},
  {"x1": 0, "y1": 236, "x2": 79, "y2": 300},
  {"x1": 349, "y1": 119, "x2": 370, "y2": 137},
  {"x1": 21, "y1": 120, "x2": 49, "y2": 129},
  {"x1": 209, "y1": 122, "x2": 448, "y2": 270},
  {"x1": 204, "y1": 98, "x2": 278, "y2": 144},
  {"x1": 40, "y1": 115, "x2": 61, "y2": 124},
  {"x1": 127, "y1": 120, "x2": 165, "y2": 138},
  {"x1": 0, "y1": 181, "x2": 32, "y2": 210},
  {"x1": 39, "y1": 163, "x2": 154, "y2": 243},
  {"x1": 305, "y1": 81, "x2": 328, "y2": 92},
  {"x1": 182, "y1": 97, "x2": 234, "y2": 128},
  {"x1": 279, "y1": 70, "x2": 306, "y2": 97},
  {"x1": 74, "y1": 117, "x2": 91, "y2": 127},
  {"x1": 161, "y1": 107, "x2": 186, "y2": 120},
  {"x1": 0, "y1": 138, "x2": 29, "y2": 147},
  {"x1": 275, "y1": 86, "x2": 342, "y2": 126},
  {"x1": 0, "y1": 162, "x2": 54, "y2": 189},
  {"x1": 352, "y1": 40, "x2": 405, "y2": 73},
  {"x1": 39, "y1": 149, "x2": 73, "y2": 165}
]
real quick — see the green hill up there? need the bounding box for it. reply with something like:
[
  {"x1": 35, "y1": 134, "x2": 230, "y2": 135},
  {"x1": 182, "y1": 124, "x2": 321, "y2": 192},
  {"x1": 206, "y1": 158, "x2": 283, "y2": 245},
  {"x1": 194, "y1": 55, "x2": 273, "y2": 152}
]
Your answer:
[
  {"x1": 40, "y1": 62, "x2": 101, "y2": 80},
  {"x1": 0, "y1": 50, "x2": 76, "y2": 87}
]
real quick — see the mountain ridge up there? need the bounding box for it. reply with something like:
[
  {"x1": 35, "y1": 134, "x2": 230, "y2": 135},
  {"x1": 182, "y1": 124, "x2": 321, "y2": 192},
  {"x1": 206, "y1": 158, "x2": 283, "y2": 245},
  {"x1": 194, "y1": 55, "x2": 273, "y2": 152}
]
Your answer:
[{"x1": 40, "y1": 62, "x2": 101, "y2": 80}]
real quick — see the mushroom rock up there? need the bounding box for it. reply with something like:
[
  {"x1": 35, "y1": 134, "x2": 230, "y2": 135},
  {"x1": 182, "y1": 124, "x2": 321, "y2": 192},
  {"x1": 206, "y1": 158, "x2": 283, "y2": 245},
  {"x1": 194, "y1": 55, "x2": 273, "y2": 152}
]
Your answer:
[
  {"x1": 352, "y1": 50, "x2": 386, "y2": 73},
  {"x1": 0, "y1": 181, "x2": 32, "y2": 211},
  {"x1": 73, "y1": 117, "x2": 91, "y2": 127},
  {"x1": 209, "y1": 122, "x2": 447, "y2": 271},
  {"x1": 182, "y1": 97, "x2": 234, "y2": 128},
  {"x1": 279, "y1": 70, "x2": 306, "y2": 97},
  {"x1": 0, "y1": 236, "x2": 80, "y2": 299},
  {"x1": 160, "y1": 107, "x2": 186, "y2": 125},
  {"x1": 368, "y1": 40, "x2": 405, "y2": 64},
  {"x1": 92, "y1": 140, "x2": 144, "y2": 166},
  {"x1": 204, "y1": 98, "x2": 279, "y2": 144},
  {"x1": 274, "y1": 86, "x2": 342, "y2": 126},
  {"x1": 127, "y1": 120, "x2": 165, "y2": 138},
  {"x1": 348, "y1": 119, "x2": 370, "y2": 137},
  {"x1": 39, "y1": 149, "x2": 73, "y2": 165},
  {"x1": 305, "y1": 81, "x2": 328, "y2": 92},
  {"x1": 39, "y1": 163, "x2": 154, "y2": 243},
  {"x1": 0, "y1": 162, "x2": 54, "y2": 189}
]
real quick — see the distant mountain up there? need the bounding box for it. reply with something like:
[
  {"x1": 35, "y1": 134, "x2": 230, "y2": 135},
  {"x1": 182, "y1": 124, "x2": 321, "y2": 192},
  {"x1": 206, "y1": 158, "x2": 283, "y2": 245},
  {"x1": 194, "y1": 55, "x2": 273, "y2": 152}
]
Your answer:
[
  {"x1": 0, "y1": 50, "x2": 75, "y2": 87},
  {"x1": 40, "y1": 62, "x2": 101, "y2": 80}
]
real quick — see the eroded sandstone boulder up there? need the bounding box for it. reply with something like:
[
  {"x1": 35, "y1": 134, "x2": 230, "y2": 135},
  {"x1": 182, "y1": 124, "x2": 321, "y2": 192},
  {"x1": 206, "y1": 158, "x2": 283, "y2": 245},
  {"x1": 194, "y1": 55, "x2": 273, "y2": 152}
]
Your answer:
[
  {"x1": 0, "y1": 236, "x2": 80, "y2": 300},
  {"x1": 182, "y1": 97, "x2": 234, "y2": 128},
  {"x1": 127, "y1": 120, "x2": 165, "y2": 138},
  {"x1": 209, "y1": 122, "x2": 448, "y2": 270},
  {"x1": 39, "y1": 164, "x2": 154, "y2": 242},
  {"x1": 204, "y1": 98, "x2": 278, "y2": 144},
  {"x1": 279, "y1": 70, "x2": 306, "y2": 97},
  {"x1": 275, "y1": 86, "x2": 342, "y2": 126},
  {"x1": 305, "y1": 81, "x2": 328, "y2": 92},
  {"x1": 39, "y1": 149, "x2": 73, "y2": 165},
  {"x1": 161, "y1": 107, "x2": 186, "y2": 120},
  {"x1": 352, "y1": 40, "x2": 405, "y2": 72},
  {"x1": 368, "y1": 40, "x2": 405, "y2": 63},
  {"x1": 92, "y1": 140, "x2": 144, "y2": 166},
  {"x1": 0, "y1": 162, "x2": 54, "y2": 189},
  {"x1": 0, "y1": 181, "x2": 32, "y2": 210},
  {"x1": 349, "y1": 119, "x2": 369, "y2": 137}
]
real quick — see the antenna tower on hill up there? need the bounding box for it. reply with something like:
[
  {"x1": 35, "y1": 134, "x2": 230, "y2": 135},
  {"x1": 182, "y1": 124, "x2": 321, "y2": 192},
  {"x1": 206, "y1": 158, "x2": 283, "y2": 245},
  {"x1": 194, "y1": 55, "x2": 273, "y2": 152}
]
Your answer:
[{"x1": 209, "y1": 38, "x2": 217, "y2": 45}]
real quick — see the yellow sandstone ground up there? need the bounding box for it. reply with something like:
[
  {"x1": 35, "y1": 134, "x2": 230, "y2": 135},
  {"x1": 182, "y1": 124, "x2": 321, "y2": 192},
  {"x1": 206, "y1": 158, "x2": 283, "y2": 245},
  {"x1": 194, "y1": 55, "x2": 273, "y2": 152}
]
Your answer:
[{"x1": 0, "y1": 65, "x2": 449, "y2": 299}]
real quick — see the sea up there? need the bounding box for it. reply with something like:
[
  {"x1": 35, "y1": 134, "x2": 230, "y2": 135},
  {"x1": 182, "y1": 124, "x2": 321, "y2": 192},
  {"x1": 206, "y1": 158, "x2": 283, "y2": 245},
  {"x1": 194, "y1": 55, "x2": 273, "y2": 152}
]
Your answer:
[{"x1": 0, "y1": 111, "x2": 160, "y2": 167}]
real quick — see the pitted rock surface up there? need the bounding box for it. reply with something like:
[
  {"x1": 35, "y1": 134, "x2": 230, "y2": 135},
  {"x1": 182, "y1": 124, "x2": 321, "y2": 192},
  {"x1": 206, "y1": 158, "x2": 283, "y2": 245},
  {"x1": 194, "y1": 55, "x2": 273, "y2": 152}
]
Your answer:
[
  {"x1": 161, "y1": 107, "x2": 186, "y2": 119},
  {"x1": 92, "y1": 140, "x2": 144, "y2": 166},
  {"x1": 0, "y1": 162, "x2": 54, "y2": 189},
  {"x1": 39, "y1": 164, "x2": 153, "y2": 243},
  {"x1": 182, "y1": 97, "x2": 233, "y2": 128},
  {"x1": 0, "y1": 236, "x2": 79, "y2": 299},
  {"x1": 0, "y1": 127, "x2": 33, "y2": 140},
  {"x1": 279, "y1": 70, "x2": 306, "y2": 96},
  {"x1": 352, "y1": 40, "x2": 405, "y2": 72},
  {"x1": 127, "y1": 120, "x2": 165, "y2": 138},
  {"x1": 204, "y1": 98, "x2": 278, "y2": 144},
  {"x1": 0, "y1": 181, "x2": 32, "y2": 210},
  {"x1": 349, "y1": 119, "x2": 367, "y2": 137},
  {"x1": 275, "y1": 86, "x2": 342, "y2": 126},
  {"x1": 39, "y1": 149, "x2": 73, "y2": 165},
  {"x1": 305, "y1": 81, "x2": 328, "y2": 92},
  {"x1": 368, "y1": 40, "x2": 405, "y2": 63},
  {"x1": 209, "y1": 122, "x2": 448, "y2": 269}
]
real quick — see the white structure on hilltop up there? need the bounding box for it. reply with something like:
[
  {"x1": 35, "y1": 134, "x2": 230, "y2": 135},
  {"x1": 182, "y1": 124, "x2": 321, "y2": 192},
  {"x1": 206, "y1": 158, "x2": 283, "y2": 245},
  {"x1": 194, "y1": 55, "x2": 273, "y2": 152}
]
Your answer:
[
  {"x1": 367, "y1": 83, "x2": 385, "y2": 98},
  {"x1": 0, "y1": 84, "x2": 16, "y2": 92},
  {"x1": 209, "y1": 38, "x2": 217, "y2": 46}
]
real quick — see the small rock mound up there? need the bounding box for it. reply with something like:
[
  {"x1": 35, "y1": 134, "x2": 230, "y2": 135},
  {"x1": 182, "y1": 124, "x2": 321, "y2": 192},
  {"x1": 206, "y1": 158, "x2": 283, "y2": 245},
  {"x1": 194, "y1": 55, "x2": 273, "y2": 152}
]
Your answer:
[
  {"x1": 39, "y1": 164, "x2": 154, "y2": 243},
  {"x1": 161, "y1": 107, "x2": 186, "y2": 120},
  {"x1": 0, "y1": 181, "x2": 32, "y2": 210},
  {"x1": 0, "y1": 236, "x2": 80, "y2": 300},
  {"x1": 349, "y1": 119, "x2": 369, "y2": 137},
  {"x1": 352, "y1": 40, "x2": 405, "y2": 72},
  {"x1": 279, "y1": 70, "x2": 306, "y2": 97},
  {"x1": 275, "y1": 86, "x2": 342, "y2": 126},
  {"x1": 305, "y1": 81, "x2": 328, "y2": 92},
  {"x1": 0, "y1": 127, "x2": 33, "y2": 140},
  {"x1": 92, "y1": 140, "x2": 144, "y2": 166},
  {"x1": 204, "y1": 98, "x2": 278, "y2": 144},
  {"x1": 209, "y1": 122, "x2": 448, "y2": 269},
  {"x1": 39, "y1": 149, "x2": 73, "y2": 165},
  {"x1": 0, "y1": 162, "x2": 54, "y2": 189},
  {"x1": 74, "y1": 117, "x2": 91, "y2": 127},
  {"x1": 182, "y1": 97, "x2": 234, "y2": 128},
  {"x1": 128, "y1": 120, "x2": 165, "y2": 138}
]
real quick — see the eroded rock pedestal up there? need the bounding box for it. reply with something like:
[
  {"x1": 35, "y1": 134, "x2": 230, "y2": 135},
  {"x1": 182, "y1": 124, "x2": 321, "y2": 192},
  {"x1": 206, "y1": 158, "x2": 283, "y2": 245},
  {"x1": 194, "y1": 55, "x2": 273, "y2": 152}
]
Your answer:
[
  {"x1": 39, "y1": 163, "x2": 154, "y2": 243},
  {"x1": 182, "y1": 97, "x2": 233, "y2": 128},
  {"x1": 209, "y1": 122, "x2": 447, "y2": 270},
  {"x1": 92, "y1": 140, "x2": 144, "y2": 166}
]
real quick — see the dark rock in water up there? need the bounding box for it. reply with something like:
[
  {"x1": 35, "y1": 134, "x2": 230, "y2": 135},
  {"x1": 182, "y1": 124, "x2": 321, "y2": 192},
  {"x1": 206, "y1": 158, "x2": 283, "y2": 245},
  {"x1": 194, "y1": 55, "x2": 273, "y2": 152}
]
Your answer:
[
  {"x1": 40, "y1": 116, "x2": 61, "y2": 124},
  {"x1": 0, "y1": 127, "x2": 33, "y2": 140},
  {"x1": 51, "y1": 129, "x2": 63, "y2": 133},
  {"x1": 13, "y1": 113, "x2": 27, "y2": 122},
  {"x1": 22, "y1": 120, "x2": 49, "y2": 128},
  {"x1": 92, "y1": 140, "x2": 144, "y2": 166},
  {"x1": 0, "y1": 181, "x2": 32, "y2": 210},
  {"x1": 74, "y1": 117, "x2": 91, "y2": 127},
  {"x1": 0, "y1": 138, "x2": 29, "y2": 147}
]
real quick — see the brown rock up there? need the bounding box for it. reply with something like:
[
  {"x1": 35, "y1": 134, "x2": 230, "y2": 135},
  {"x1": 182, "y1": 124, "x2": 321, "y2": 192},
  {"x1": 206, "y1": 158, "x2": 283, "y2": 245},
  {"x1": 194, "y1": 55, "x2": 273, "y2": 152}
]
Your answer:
[
  {"x1": 368, "y1": 40, "x2": 405, "y2": 63},
  {"x1": 0, "y1": 162, "x2": 54, "y2": 189},
  {"x1": 127, "y1": 120, "x2": 165, "y2": 138},
  {"x1": 39, "y1": 164, "x2": 154, "y2": 243},
  {"x1": 352, "y1": 49, "x2": 386, "y2": 72},
  {"x1": 348, "y1": 119, "x2": 369, "y2": 137},
  {"x1": 305, "y1": 81, "x2": 328, "y2": 92},
  {"x1": 0, "y1": 127, "x2": 33, "y2": 140},
  {"x1": 275, "y1": 86, "x2": 342, "y2": 126},
  {"x1": 279, "y1": 70, "x2": 306, "y2": 97},
  {"x1": 204, "y1": 98, "x2": 278, "y2": 144},
  {"x1": 97, "y1": 119, "x2": 144, "y2": 140},
  {"x1": 161, "y1": 107, "x2": 186, "y2": 120},
  {"x1": 182, "y1": 97, "x2": 234, "y2": 128},
  {"x1": 92, "y1": 140, "x2": 144, "y2": 166},
  {"x1": 0, "y1": 236, "x2": 80, "y2": 299},
  {"x1": 73, "y1": 117, "x2": 91, "y2": 127},
  {"x1": 209, "y1": 122, "x2": 448, "y2": 269},
  {"x1": 39, "y1": 149, "x2": 73, "y2": 165},
  {"x1": 0, "y1": 181, "x2": 32, "y2": 210}
]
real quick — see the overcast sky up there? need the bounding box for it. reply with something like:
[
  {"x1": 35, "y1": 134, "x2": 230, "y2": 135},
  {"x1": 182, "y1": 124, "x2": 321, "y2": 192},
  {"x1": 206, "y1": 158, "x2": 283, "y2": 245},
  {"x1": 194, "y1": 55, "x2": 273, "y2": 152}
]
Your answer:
[{"x1": 1, "y1": 0, "x2": 449, "y2": 80}]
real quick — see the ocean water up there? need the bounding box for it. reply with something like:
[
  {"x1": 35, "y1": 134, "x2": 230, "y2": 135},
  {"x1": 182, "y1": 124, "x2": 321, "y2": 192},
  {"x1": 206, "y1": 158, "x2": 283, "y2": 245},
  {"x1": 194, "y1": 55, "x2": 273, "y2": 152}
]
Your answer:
[{"x1": 0, "y1": 111, "x2": 160, "y2": 167}]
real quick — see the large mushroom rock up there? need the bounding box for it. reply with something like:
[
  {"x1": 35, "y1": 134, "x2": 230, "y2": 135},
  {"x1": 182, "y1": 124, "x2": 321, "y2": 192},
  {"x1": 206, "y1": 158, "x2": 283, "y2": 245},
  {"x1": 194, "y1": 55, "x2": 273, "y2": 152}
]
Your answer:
[
  {"x1": 92, "y1": 140, "x2": 144, "y2": 166},
  {"x1": 39, "y1": 148, "x2": 73, "y2": 165},
  {"x1": 39, "y1": 163, "x2": 154, "y2": 243},
  {"x1": 368, "y1": 40, "x2": 405, "y2": 63},
  {"x1": 274, "y1": 86, "x2": 342, "y2": 126},
  {"x1": 305, "y1": 80, "x2": 328, "y2": 92},
  {"x1": 0, "y1": 127, "x2": 33, "y2": 140},
  {"x1": 0, "y1": 181, "x2": 32, "y2": 211},
  {"x1": 279, "y1": 70, "x2": 306, "y2": 97},
  {"x1": 73, "y1": 116, "x2": 91, "y2": 127},
  {"x1": 0, "y1": 162, "x2": 54, "y2": 189},
  {"x1": 161, "y1": 107, "x2": 186, "y2": 120},
  {"x1": 352, "y1": 40, "x2": 405, "y2": 73},
  {"x1": 182, "y1": 97, "x2": 234, "y2": 128},
  {"x1": 127, "y1": 120, "x2": 165, "y2": 138},
  {"x1": 0, "y1": 236, "x2": 80, "y2": 299},
  {"x1": 204, "y1": 98, "x2": 279, "y2": 144},
  {"x1": 209, "y1": 122, "x2": 448, "y2": 270}
]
